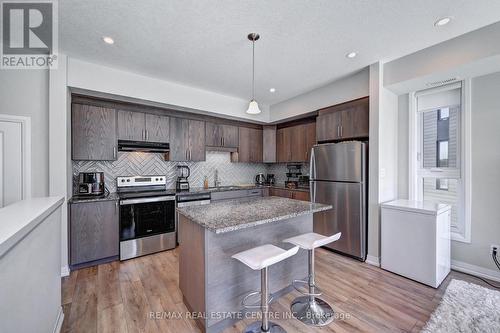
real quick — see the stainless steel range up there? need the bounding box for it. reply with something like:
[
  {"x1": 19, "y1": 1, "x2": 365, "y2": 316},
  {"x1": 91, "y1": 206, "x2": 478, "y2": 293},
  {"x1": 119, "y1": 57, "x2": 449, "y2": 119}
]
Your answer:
[{"x1": 117, "y1": 175, "x2": 176, "y2": 260}]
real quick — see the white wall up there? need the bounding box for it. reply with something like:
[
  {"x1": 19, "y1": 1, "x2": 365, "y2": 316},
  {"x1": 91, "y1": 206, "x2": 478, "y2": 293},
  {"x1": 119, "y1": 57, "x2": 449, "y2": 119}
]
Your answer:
[
  {"x1": 269, "y1": 68, "x2": 369, "y2": 122},
  {"x1": 0, "y1": 70, "x2": 49, "y2": 197},
  {"x1": 367, "y1": 62, "x2": 399, "y2": 265},
  {"x1": 49, "y1": 54, "x2": 70, "y2": 276},
  {"x1": 451, "y1": 71, "x2": 500, "y2": 272},
  {"x1": 397, "y1": 94, "x2": 410, "y2": 199},
  {"x1": 384, "y1": 21, "x2": 500, "y2": 95},
  {"x1": 67, "y1": 58, "x2": 270, "y2": 122}
]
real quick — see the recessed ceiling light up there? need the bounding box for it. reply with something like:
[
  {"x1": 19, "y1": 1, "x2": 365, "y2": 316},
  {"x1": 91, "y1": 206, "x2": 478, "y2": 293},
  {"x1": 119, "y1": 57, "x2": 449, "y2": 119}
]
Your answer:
[
  {"x1": 269, "y1": 88, "x2": 276, "y2": 93},
  {"x1": 102, "y1": 36, "x2": 114, "y2": 44},
  {"x1": 346, "y1": 52, "x2": 357, "y2": 59},
  {"x1": 434, "y1": 17, "x2": 452, "y2": 27}
]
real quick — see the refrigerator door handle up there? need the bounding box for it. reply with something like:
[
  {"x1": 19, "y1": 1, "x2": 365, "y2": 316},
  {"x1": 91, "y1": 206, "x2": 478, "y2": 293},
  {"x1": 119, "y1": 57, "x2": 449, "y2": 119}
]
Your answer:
[
  {"x1": 310, "y1": 181, "x2": 317, "y2": 203},
  {"x1": 309, "y1": 147, "x2": 315, "y2": 179}
]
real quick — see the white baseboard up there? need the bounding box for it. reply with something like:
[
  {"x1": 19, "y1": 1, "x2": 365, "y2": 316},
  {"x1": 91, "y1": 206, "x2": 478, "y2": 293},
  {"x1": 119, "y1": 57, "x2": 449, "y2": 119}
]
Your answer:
[
  {"x1": 365, "y1": 255, "x2": 380, "y2": 267},
  {"x1": 451, "y1": 259, "x2": 500, "y2": 283},
  {"x1": 53, "y1": 306, "x2": 64, "y2": 333},
  {"x1": 61, "y1": 265, "x2": 70, "y2": 277}
]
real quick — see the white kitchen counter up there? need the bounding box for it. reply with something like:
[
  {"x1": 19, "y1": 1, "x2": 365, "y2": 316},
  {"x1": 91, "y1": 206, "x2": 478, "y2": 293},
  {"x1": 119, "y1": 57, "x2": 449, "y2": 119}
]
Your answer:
[{"x1": 0, "y1": 196, "x2": 64, "y2": 258}]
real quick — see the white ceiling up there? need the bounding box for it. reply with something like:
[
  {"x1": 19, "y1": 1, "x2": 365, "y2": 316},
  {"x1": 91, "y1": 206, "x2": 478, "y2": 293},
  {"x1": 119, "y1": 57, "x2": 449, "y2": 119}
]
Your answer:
[{"x1": 59, "y1": 0, "x2": 500, "y2": 106}]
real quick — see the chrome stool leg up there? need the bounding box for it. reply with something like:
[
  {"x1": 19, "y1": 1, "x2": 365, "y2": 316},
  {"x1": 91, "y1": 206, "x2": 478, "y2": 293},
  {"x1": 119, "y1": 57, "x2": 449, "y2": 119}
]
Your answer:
[
  {"x1": 290, "y1": 249, "x2": 334, "y2": 326},
  {"x1": 244, "y1": 267, "x2": 286, "y2": 333}
]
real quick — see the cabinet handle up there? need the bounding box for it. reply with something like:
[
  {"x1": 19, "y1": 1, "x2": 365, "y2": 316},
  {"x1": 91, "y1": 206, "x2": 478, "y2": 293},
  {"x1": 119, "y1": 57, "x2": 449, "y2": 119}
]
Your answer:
[
  {"x1": 340, "y1": 125, "x2": 343, "y2": 137},
  {"x1": 113, "y1": 146, "x2": 117, "y2": 159},
  {"x1": 337, "y1": 125, "x2": 340, "y2": 138},
  {"x1": 189, "y1": 150, "x2": 192, "y2": 160}
]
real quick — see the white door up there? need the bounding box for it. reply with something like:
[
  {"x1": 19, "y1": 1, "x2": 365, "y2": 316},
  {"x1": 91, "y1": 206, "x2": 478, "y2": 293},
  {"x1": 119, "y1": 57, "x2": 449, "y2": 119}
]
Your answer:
[{"x1": 0, "y1": 120, "x2": 23, "y2": 207}]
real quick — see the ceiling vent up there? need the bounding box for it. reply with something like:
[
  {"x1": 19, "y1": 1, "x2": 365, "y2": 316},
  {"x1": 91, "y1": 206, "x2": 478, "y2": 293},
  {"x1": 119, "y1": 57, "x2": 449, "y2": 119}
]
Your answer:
[{"x1": 425, "y1": 77, "x2": 458, "y2": 87}]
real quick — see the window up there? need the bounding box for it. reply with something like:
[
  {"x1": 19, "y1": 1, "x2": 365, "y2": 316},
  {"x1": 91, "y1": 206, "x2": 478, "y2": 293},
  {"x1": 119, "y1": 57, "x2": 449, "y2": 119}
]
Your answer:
[
  {"x1": 436, "y1": 178, "x2": 449, "y2": 191},
  {"x1": 410, "y1": 81, "x2": 471, "y2": 243},
  {"x1": 439, "y1": 108, "x2": 449, "y2": 119},
  {"x1": 437, "y1": 140, "x2": 449, "y2": 167}
]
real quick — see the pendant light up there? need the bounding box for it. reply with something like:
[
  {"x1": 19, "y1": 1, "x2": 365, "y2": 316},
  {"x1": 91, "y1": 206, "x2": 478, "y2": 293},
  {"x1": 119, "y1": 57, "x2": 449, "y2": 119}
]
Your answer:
[{"x1": 246, "y1": 33, "x2": 261, "y2": 114}]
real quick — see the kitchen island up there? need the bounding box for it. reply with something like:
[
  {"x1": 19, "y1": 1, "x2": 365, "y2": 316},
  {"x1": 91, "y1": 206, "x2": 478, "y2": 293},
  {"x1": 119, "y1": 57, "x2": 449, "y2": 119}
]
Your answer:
[{"x1": 177, "y1": 196, "x2": 332, "y2": 333}]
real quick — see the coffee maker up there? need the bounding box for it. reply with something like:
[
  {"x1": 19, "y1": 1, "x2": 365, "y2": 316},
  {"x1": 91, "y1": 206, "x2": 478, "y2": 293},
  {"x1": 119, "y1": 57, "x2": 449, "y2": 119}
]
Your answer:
[
  {"x1": 176, "y1": 165, "x2": 190, "y2": 191},
  {"x1": 78, "y1": 172, "x2": 105, "y2": 196},
  {"x1": 266, "y1": 174, "x2": 275, "y2": 185}
]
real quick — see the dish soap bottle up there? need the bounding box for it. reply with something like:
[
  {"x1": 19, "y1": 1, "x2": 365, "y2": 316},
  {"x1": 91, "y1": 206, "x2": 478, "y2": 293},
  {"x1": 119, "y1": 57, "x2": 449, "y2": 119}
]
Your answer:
[{"x1": 203, "y1": 175, "x2": 209, "y2": 189}]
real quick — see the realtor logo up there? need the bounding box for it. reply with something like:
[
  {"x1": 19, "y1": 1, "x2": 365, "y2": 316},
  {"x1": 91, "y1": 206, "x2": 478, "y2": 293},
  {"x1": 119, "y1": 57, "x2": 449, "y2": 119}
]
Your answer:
[{"x1": 1, "y1": 0, "x2": 58, "y2": 69}]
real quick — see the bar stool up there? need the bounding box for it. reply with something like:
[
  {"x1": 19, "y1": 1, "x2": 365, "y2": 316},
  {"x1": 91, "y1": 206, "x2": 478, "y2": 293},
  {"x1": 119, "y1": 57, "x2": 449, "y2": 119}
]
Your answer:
[
  {"x1": 232, "y1": 244, "x2": 299, "y2": 333},
  {"x1": 283, "y1": 232, "x2": 341, "y2": 327}
]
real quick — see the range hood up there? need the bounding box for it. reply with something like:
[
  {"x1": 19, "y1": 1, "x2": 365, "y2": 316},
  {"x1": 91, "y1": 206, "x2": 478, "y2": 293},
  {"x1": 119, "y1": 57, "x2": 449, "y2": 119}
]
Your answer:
[{"x1": 118, "y1": 140, "x2": 169, "y2": 153}]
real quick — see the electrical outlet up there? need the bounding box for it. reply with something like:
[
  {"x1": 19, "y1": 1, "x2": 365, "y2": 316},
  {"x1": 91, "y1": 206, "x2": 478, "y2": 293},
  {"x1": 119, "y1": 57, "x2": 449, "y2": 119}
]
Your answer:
[{"x1": 491, "y1": 244, "x2": 499, "y2": 256}]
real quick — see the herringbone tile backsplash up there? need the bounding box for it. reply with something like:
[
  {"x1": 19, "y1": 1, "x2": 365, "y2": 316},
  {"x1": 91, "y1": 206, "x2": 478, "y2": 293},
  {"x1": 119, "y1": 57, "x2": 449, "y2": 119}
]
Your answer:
[{"x1": 73, "y1": 151, "x2": 309, "y2": 193}]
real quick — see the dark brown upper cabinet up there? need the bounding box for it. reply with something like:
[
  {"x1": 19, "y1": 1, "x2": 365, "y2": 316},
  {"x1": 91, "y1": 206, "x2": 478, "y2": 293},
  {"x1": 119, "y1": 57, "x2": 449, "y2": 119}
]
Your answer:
[
  {"x1": 205, "y1": 122, "x2": 239, "y2": 148},
  {"x1": 292, "y1": 122, "x2": 316, "y2": 163},
  {"x1": 276, "y1": 122, "x2": 316, "y2": 163},
  {"x1": 145, "y1": 113, "x2": 170, "y2": 143},
  {"x1": 316, "y1": 97, "x2": 369, "y2": 142},
  {"x1": 72, "y1": 103, "x2": 117, "y2": 161},
  {"x1": 117, "y1": 110, "x2": 144, "y2": 141},
  {"x1": 234, "y1": 127, "x2": 263, "y2": 163},
  {"x1": 118, "y1": 110, "x2": 170, "y2": 143},
  {"x1": 169, "y1": 118, "x2": 206, "y2": 161},
  {"x1": 262, "y1": 126, "x2": 277, "y2": 163}
]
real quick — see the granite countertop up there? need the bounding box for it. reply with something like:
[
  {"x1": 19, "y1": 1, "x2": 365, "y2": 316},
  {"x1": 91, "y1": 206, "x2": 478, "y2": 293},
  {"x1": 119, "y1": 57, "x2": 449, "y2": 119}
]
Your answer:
[
  {"x1": 68, "y1": 184, "x2": 310, "y2": 203},
  {"x1": 177, "y1": 196, "x2": 331, "y2": 234},
  {"x1": 68, "y1": 192, "x2": 120, "y2": 203},
  {"x1": 185, "y1": 184, "x2": 309, "y2": 194}
]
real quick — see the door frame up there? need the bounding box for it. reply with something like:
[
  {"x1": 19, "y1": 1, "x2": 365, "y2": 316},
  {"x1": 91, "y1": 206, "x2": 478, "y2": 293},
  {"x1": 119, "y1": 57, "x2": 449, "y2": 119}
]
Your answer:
[{"x1": 0, "y1": 114, "x2": 32, "y2": 200}]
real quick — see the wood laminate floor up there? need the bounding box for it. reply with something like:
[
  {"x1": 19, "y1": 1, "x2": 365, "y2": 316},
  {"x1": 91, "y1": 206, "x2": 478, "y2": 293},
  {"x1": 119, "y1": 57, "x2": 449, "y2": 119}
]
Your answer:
[{"x1": 61, "y1": 248, "x2": 494, "y2": 333}]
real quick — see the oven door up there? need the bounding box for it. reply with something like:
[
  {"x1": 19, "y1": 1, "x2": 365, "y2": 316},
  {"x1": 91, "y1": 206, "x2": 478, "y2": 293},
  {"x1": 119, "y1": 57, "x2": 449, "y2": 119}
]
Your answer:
[{"x1": 119, "y1": 196, "x2": 176, "y2": 241}]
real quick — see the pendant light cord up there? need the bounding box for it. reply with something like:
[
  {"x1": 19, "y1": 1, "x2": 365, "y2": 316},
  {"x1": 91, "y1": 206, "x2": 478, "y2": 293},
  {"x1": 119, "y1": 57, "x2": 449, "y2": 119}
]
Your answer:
[{"x1": 252, "y1": 39, "x2": 255, "y2": 100}]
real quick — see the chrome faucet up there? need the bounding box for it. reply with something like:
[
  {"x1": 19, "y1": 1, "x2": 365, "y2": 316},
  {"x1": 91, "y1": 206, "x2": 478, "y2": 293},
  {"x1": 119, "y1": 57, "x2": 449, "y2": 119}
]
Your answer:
[{"x1": 214, "y1": 169, "x2": 221, "y2": 187}]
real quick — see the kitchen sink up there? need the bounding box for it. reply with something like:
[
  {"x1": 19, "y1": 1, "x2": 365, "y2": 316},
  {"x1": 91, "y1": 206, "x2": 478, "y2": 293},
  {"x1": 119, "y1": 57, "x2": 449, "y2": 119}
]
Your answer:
[{"x1": 208, "y1": 186, "x2": 242, "y2": 190}]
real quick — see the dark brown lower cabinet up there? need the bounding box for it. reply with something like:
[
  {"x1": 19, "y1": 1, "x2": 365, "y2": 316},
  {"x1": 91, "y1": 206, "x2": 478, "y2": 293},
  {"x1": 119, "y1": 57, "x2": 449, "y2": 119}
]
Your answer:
[
  {"x1": 70, "y1": 200, "x2": 119, "y2": 268},
  {"x1": 269, "y1": 188, "x2": 310, "y2": 201}
]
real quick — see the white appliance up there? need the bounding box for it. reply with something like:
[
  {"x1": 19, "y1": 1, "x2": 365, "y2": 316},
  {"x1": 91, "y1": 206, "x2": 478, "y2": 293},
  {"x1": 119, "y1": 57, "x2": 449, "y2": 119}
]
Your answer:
[{"x1": 381, "y1": 199, "x2": 451, "y2": 288}]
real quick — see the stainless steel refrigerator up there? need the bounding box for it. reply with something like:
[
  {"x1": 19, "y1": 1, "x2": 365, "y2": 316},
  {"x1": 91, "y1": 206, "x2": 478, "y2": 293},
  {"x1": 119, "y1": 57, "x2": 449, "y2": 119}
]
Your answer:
[{"x1": 310, "y1": 141, "x2": 367, "y2": 261}]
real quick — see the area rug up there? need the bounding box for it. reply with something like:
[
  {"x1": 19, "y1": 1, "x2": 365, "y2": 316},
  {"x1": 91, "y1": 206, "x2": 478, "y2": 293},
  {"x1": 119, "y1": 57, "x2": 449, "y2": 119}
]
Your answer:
[{"x1": 421, "y1": 279, "x2": 500, "y2": 333}]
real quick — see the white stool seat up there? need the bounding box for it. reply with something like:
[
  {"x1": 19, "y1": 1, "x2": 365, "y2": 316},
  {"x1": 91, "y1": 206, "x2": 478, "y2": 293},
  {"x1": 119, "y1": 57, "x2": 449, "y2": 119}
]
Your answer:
[
  {"x1": 283, "y1": 232, "x2": 341, "y2": 250},
  {"x1": 232, "y1": 244, "x2": 299, "y2": 270}
]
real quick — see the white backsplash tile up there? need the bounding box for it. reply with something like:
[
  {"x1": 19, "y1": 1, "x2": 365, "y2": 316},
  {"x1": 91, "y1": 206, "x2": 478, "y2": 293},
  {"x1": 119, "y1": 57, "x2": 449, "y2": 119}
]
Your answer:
[{"x1": 73, "y1": 151, "x2": 309, "y2": 193}]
